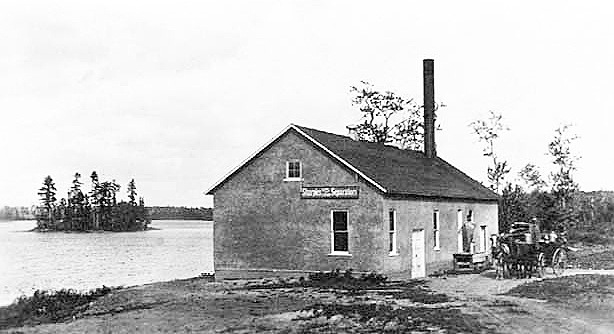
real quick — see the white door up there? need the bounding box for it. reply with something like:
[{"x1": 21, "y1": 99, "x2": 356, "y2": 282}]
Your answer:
[
  {"x1": 479, "y1": 226, "x2": 487, "y2": 253},
  {"x1": 411, "y1": 229, "x2": 426, "y2": 278}
]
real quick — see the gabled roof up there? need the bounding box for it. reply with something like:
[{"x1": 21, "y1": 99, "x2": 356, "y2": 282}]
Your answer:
[{"x1": 206, "y1": 124, "x2": 499, "y2": 201}]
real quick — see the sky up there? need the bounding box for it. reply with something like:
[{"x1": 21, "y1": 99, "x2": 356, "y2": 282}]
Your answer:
[{"x1": 1, "y1": 1, "x2": 613, "y2": 208}]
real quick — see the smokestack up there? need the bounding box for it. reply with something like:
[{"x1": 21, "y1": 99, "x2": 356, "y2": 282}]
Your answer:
[{"x1": 423, "y1": 59, "x2": 436, "y2": 158}]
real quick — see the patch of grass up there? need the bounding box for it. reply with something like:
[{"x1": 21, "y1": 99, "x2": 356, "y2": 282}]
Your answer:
[
  {"x1": 243, "y1": 269, "x2": 388, "y2": 291},
  {"x1": 569, "y1": 249, "x2": 614, "y2": 270},
  {"x1": 377, "y1": 282, "x2": 450, "y2": 304},
  {"x1": 305, "y1": 269, "x2": 388, "y2": 290},
  {"x1": 0, "y1": 286, "x2": 114, "y2": 330},
  {"x1": 568, "y1": 222, "x2": 614, "y2": 246},
  {"x1": 569, "y1": 230, "x2": 612, "y2": 245},
  {"x1": 245, "y1": 269, "x2": 450, "y2": 304},
  {"x1": 301, "y1": 302, "x2": 488, "y2": 333},
  {"x1": 504, "y1": 274, "x2": 614, "y2": 302},
  {"x1": 199, "y1": 272, "x2": 215, "y2": 281},
  {"x1": 485, "y1": 300, "x2": 518, "y2": 308},
  {"x1": 507, "y1": 307, "x2": 531, "y2": 315}
]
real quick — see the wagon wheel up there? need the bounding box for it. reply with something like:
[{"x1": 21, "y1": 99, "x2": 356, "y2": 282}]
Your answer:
[
  {"x1": 536, "y1": 252, "x2": 546, "y2": 278},
  {"x1": 552, "y1": 248, "x2": 568, "y2": 276}
]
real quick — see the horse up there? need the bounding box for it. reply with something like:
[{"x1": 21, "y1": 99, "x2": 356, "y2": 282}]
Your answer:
[
  {"x1": 491, "y1": 242, "x2": 510, "y2": 279},
  {"x1": 507, "y1": 241, "x2": 540, "y2": 279}
]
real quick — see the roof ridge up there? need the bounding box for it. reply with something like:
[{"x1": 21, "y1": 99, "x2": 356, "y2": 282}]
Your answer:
[
  {"x1": 293, "y1": 124, "x2": 352, "y2": 139},
  {"x1": 293, "y1": 124, "x2": 426, "y2": 156},
  {"x1": 291, "y1": 125, "x2": 388, "y2": 193}
]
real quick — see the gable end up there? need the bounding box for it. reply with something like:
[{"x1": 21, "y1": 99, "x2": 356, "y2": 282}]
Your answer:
[{"x1": 205, "y1": 124, "x2": 388, "y2": 195}]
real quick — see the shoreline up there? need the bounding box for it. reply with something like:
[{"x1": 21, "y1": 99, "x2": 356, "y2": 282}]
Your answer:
[
  {"x1": 0, "y1": 273, "x2": 215, "y2": 308},
  {"x1": 26, "y1": 226, "x2": 160, "y2": 233}
]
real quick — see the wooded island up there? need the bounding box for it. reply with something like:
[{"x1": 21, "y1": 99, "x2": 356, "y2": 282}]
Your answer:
[{"x1": 36, "y1": 172, "x2": 150, "y2": 232}]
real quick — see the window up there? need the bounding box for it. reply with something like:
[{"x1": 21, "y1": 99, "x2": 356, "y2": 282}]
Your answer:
[
  {"x1": 433, "y1": 210, "x2": 440, "y2": 250},
  {"x1": 331, "y1": 211, "x2": 349, "y2": 254},
  {"x1": 286, "y1": 161, "x2": 301, "y2": 180},
  {"x1": 388, "y1": 210, "x2": 397, "y2": 255},
  {"x1": 457, "y1": 209, "x2": 463, "y2": 253},
  {"x1": 467, "y1": 210, "x2": 473, "y2": 223}
]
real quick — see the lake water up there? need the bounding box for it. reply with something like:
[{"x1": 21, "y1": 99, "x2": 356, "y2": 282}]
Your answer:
[{"x1": 0, "y1": 220, "x2": 213, "y2": 306}]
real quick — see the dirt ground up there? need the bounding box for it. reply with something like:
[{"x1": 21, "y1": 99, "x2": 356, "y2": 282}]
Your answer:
[
  {"x1": 3, "y1": 269, "x2": 614, "y2": 334},
  {"x1": 429, "y1": 270, "x2": 614, "y2": 334}
]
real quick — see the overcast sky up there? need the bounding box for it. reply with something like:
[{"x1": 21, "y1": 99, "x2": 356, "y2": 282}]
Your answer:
[{"x1": 1, "y1": 1, "x2": 613, "y2": 207}]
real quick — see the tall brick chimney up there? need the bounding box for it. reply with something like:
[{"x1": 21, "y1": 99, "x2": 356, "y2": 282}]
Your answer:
[{"x1": 423, "y1": 59, "x2": 436, "y2": 158}]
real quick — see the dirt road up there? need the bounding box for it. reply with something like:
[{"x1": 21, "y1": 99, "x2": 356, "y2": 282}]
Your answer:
[{"x1": 428, "y1": 269, "x2": 614, "y2": 334}]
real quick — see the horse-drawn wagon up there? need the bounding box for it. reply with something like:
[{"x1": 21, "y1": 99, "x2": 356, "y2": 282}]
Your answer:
[{"x1": 493, "y1": 221, "x2": 569, "y2": 279}]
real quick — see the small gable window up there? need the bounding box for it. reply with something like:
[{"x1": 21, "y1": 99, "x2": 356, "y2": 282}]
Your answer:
[{"x1": 286, "y1": 161, "x2": 302, "y2": 180}]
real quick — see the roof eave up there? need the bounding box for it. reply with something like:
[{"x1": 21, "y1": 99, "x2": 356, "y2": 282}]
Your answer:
[{"x1": 385, "y1": 191, "x2": 500, "y2": 203}]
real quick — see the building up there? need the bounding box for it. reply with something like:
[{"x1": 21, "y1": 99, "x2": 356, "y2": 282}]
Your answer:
[{"x1": 206, "y1": 60, "x2": 499, "y2": 280}]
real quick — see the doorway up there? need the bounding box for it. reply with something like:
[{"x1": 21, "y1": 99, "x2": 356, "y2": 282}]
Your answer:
[{"x1": 411, "y1": 229, "x2": 426, "y2": 278}]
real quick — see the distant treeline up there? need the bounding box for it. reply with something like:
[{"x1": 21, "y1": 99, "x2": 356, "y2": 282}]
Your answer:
[
  {"x1": 575, "y1": 191, "x2": 614, "y2": 226},
  {"x1": 36, "y1": 172, "x2": 150, "y2": 232},
  {"x1": 501, "y1": 188, "x2": 614, "y2": 233},
  {"x1": 147, "y1": 206, "x2": 213, "y2": 220},
  {"x1": 0, "y1": 206, "x2": 37, "y2": 221}
]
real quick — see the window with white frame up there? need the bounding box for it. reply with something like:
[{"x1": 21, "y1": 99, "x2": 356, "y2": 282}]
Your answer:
[
  {"x1": 286, "y1": 161, "x2": 301, "y2": 180},
  {"x1": 433, "y1": 210, "x2": 440, "y2": 250},
  {"x1": 457, "y1": 209, "x2": 463, "y2": 253},
  {"x1": 331, "y1": 210, "x2": 349, "y2": 254},
  {"x1": 388, "y1": 210, "x2": 397, "y2": 255}
]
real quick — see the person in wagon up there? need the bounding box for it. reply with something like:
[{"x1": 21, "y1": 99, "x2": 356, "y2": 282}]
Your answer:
[{"x1": 529, "y1": 218, "x2": 541, "y2": 243}]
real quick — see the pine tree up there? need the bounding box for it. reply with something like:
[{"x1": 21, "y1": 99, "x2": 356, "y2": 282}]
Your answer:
[
  {"x1": 82, "y1": 194, "x2": 91, "y2": 230},
  {"x1": 58, "y1": 198, "x2": 68, "y2": 230},
  {"x1": 89, "y1": 171, "x2": 101, "y2": 206},
  {"x1": 68, "y1": 172, "x2": 84, "y2": 230},
  {"x1": 37, "y1": 176, "x2": 57, "y2": 210},
  {"x1": 89, "y1": 171, "x2": 102, "y2": 229},
  {"x1": 70, "y1": 172, "x2": 82, "y2": 194},
  {"x1": 110, "y1": 180, "x2": 120, "y2": 206},
  {"x1": 37, "y1": 176, "x2": 57, "y2": 228},
  {"x1": 127, "y1": 179, "x2": 137, "y2": 206},
  {"x1": 138, "y1": 197, "x2": 150, "y2": 230},
  {"x1": 98, "y1": 180, "x2": 120, "y2": 230}
]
